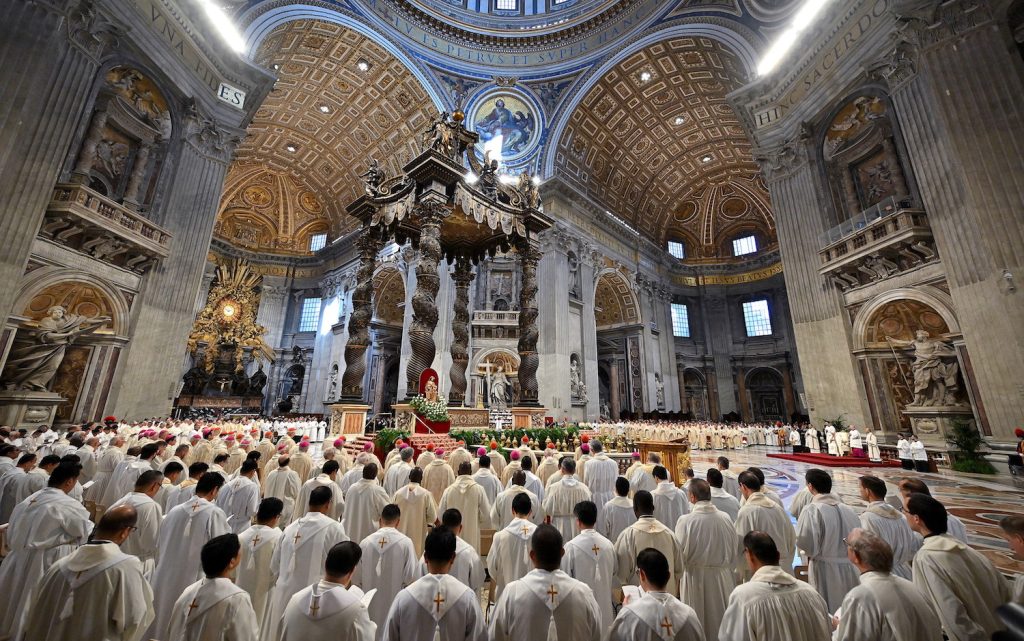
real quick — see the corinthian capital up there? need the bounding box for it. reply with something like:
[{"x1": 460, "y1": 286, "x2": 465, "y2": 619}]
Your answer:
[{"x1": 753, "y1": 130, "x2": 811, "y2": 184}]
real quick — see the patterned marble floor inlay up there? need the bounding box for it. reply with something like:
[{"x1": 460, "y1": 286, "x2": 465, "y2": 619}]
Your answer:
[{"x1": 688, "y1": 446, "x2": 1024, "y2": 578}]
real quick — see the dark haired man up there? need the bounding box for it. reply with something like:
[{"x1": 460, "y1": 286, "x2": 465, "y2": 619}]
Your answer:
[
  {"x1": 383, "y1": 527, "x2": 486, "y2": 641},
  {"x1": 607, "y1": 548, "x2": 704, "y2": 640},
  {"x1": 651, "y1": 464, "x2": 689, "y2": 528},
  {"x1": 601, "y1": 476, "x2": 637, "y2": 542},
  {"x1": 734, "y1": 469, "x2": 795, "y2": 579},
  {"x1": 280, "y1": 541, "x2": 375, "y2": 641},
  {"x1": 354, "y1": 503, "x2": 419, "y2": 628},
  {"x1": 344, "y1": 462, "x2": 389, "y2": 544},
  {"x1": 488, "y1": 493, "x2": 539, "y2": 600},
  {"x1": 490, "y1": 524, "x2": 602, "y2": 641},
  {"x1": 795, "y1": 468, "x2": 861, "y2": 612},
  {"x1": 238, "y1": 497, "x2": 284, "y2": 626},
  {"x1": 614, "y1": 490, "x2": 683, "y2": 597},
  {"x1": 293, "y1": 458, "x2": 345, "y2": 522},
  {"x1": 217, "y1": 459, "x2": 261, "y2": 533},
  {"x1": 167, "y1": 533, "x2": 258, "y2": 641},
  {"x1": 562, "y1": 500, "x2": 616, "y2": 630},
  {"x1": 857, "y1": 474, "x2": 918, "y2": 579},
  {"x1": 109, "y1": 468, "x2": 165, "y2": 578},
  {"x1": 392, "y1": 466, "x2": 437, "y2": 558}
]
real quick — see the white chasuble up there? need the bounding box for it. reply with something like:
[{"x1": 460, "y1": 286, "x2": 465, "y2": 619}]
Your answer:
[
  {"x1": 263, "y1": 512, "x2": 349, "y2": 641},
  {"x1": 355, "y1": 526, "x2": 420, "y2": 635},
  {"x1": 344, "y1": 479, "x2": 390, "y2": 544},
  {"x1": 859, "y1": 501, "x2": 920, "y2": 579},
  {"x1": 834, "y1": 571, "x2": 942, "y2": 641},
  {"x1": 237, "y1": 524, "x2": 283, "y2": 627},
  {"x1": 293, "y1": 475, "x2": 345, "y2": 522},
  {"x1": 382, "y1": 573, "x2": 486, "y2": 641},
  {"x1": 607, "y1": 591, "x2": 706, "y2": 641},
  {"x1": 600, "y1": 495, "x2": 637, "y2": 542},
  {"x1": 541, "y1": 476, "x2": 592, "y2": 542},
  {"x1": 392, "y1": 483, "x2": 437, "y2": 559},
  {"x1": 0, "y1": 487, "x2": 93, "y2": 638},
  {"x1": 215, "y1": 475, "x2": 261, "y2": 533},
  {"x1": 280, "y1": 580, "x2": 375, "y2": 641},
  {"x1": 561, "y1": 528, "x2": 616, "y2": 631},
  {"x1": 264, "y1": 468, "x2": 301, "y2": 527},
  {"x1": 795, "y1": 493, "x2": 861, "y2": 613},
  {"x1": 489, "y1": 568, "x2": 602, "y2": 641},
  {"x1": 487, "y1": 517, "x2": 537, "y2": 599},
  {"x1": 734, "y1": 492, "x2": 796, "y2": 578},
  {"x1": 491, "y1": 486, "x2": 542, "y2": 529},
  {"x1": 718, "y1": 565, "x2": 832, "y2": 641},
  {"x1": 18, "y1": 541, "x2": 153, "y2": 641},
  {"x1": 109, "y1": 490, "x2": 163, "y2": 578},
  {"x1": 166, "y1": 577, "x2": 258, "y2": 641},
  {"x1": 615, "y1": 516, "x2": 683, "y2": 597},
  {"x1": 437, "y1": 476, "x2": 492, "y2": 553},
  {"x1": 674, "y1": 501, "x2": 739, "y2": 640},
  {"x1": 652, "y1": 481, "x2": 690, "y2": 529},
  {"x1": 149, "y1": 497, "x2": 231, "y2": 640}
]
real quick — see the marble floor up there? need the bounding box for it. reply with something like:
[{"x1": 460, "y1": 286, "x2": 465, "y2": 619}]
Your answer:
[{"x1": 689, "y1": 446, "x2": 1024, "y2": 578}]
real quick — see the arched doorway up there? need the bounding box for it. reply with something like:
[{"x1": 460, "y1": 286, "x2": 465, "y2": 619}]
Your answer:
[
  {"x1": 682, "y1": 368, "x2": 708, "y2": 420},
  {"x1": 746, "y1": 368, "x2": 784, "y2": 423}
]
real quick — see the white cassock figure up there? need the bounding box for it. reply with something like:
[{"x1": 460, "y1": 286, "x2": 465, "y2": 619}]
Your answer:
[
  {"x1": 382, "y1": 528, "x2": 487, "y2": 641},
  {"x1": 470, "y1": 460, "x2": 503, "y2": 504},
  {"x1": 795, "y1": 481, "x2": 861, "y2": 613},
  {"x1": 541, "y1": 461, "x2": 591, "y2": 542},
  {"x1": 734, "y1": 486, "x2": 795, "y2": 579},
  {"x1": 263, "y1": 493, "x2": 349, "y2": 641},
  {"x1": 293, "y1": 471, "x2": 346, "y2": 522},
  {"x1": 492, "y1": 483, "x2": 542, "y2": 528},
  {"x1": 615, "y1": 504, "x2": 684, "y2": 597},
  {"x1": 490, "y1": 553, "x2": 603, "y2": 641},
  {"x1": 264, "y1": 459, "x2": 302, "y2": 527},
  {"x1": 651, "y1": 471, "x2": 689, "y2": 529},
  {"x1": 423, "y1": 457, "x2": 455, "y2": 505},
  {"x1": 109, "y1": 482, "x2": 164, "y2": 579},
  {"x1": 437, "y1": 523, "x2": 486, "y2": 594},
  {"x1": 281, "y1": 578, "x2": 376, "y2": 641},
  {"x1": 859, "y1": 500, "x2": 919, "y2": 579},
  {"x1": 18, "y1": 515, "x2": 153, "y2": 641},
  {"x1": 561, "y1": 515, "x2": 616, "y2": 631},
  {"x1": 719, "y1": 562, "x2": 832, "y2": 641},
  {"x1": 238, "y1": 520, "x2": 283, "y2": 629},
  {"x1": 601, "y1": 482, "x2": 637, "y2": 542},
  {"x1": 487, "y1": 501, "x2": 538, "y2": 600},
  {"x1": 437, "y1": 473, "x2": 492, "y2": 554},
  {"x1": 0, "y1": 469, "x2": 93, "y2": 639},
  {"x1": 149, "y1": 488, "x2": 231, "y2": 640},
  {"x1": 344, "y1": 467, "x2": 390, "y2": 545},
  {"x1": 355, "y1": 514, "x2": 421, "y2": 637},
  {"x1": 216, "y1": 469, "x2": 261, "y2": 534},
  {"x1": 608, "y1": 588, "x2": 705, "y2": 641},
  {"x1": 865, "y1": 430, "x2": 881, "y2": 461},
  {"x1": 383, "y1": 454, "x2": 414, "y2": 497},
  {"x1": 806, "y1": 427, "x2": 820, "y2": 453},
  {"x1": 167, "y1": 576, "x2": 259, "y2": 641},
  {"x1": 392, "y1": 474, "x2": 437, "y2": 559},
  {"x1": 825, "y1": 425, "x2": 839, "y2": 456},
  {"x1": 583, "y1": 443, "x2": 617, "y2": 514},
  {"x1": 674, "y1": 485, "x2": 739, "y2": 640}
]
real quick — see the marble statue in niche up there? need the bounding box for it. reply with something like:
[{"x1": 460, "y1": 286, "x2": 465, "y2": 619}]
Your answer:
[
  {"x1": 490, "y1": 365, "x2": 509, "y2": 410},
  {"x1": 655, "y1": 373, "x2": 666, "y2": 411},
  {"x1": 1, "y1": 306, "x2": 109, "y2": 391},
  {"x1": 567, "y1": 252, "x2": 581, "y2": 299},
  {"x1": 886, "y1": 331, "x2": 962, "y2": 406},
  {"x1": 326, "y1": 363, "x2": 338, "y2": 402},
  {"x1": 569, "y1": 353, "x2": 588, "y2": 404}
]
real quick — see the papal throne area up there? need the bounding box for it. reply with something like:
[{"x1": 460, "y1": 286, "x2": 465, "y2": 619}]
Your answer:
[{"x1": 0, "y1": 1, "x2": 1023, "y2": 641}]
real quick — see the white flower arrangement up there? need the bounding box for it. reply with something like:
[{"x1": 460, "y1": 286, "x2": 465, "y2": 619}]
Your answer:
[{"x1": 409, "y1": 395, "x2": 450, "y2": 422}]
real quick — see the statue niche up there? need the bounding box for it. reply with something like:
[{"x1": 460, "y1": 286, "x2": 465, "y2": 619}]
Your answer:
[{"x1": 1, "y1": 306, "x2": 109, "y2": 392}]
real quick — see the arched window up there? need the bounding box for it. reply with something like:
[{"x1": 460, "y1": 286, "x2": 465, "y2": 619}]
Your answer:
[
  {"x1": 732, "y1": 235, "x2": 757, "y2": 256},
  {"x1": 667, "y1": 240, "x2": 686, "y2": 259}
]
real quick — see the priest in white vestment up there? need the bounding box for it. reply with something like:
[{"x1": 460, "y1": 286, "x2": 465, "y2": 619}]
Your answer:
[
  {"x1": 237, "y1": 498, "x2": 285, "y2": 628},
  {"x1": 392, "y1": 468, "x2": 438, "y2": 558},
  {"x1": 167, "y1": 533, "x2": 259, "y2": 641},
  {"x1": 999, "y1": 515, "x2": 1024, "y2": 603},
  {"x1": 896, "y1": 477, "x2": 970, "y2": 543},
  {"x1": 265, "y1": 457, "x2": 302, "y2": 528},
  {"x1": 542, "y1": 458, "x2": 592, "y2": 541},
  {"x1": 0, "y1": 454, "x2": 32, "y2": 524},
  {"x1": 470, "y1": 454, "x2": 503, "y2": 504},
  {"x1": 383, "y1": 448, "x2": 414, "y2": 497},
  {"x1": 500, "y1": 450, "x2": 523, "y2": 486},
  {"x1": 707, "y1": 469, "x2": 740, "y2": 521},
  {"x1": 109, "y1": 469, "x2": 164, "y2": 578},
  {"x1": 857, "y1": 475, "x2": 918, "y2": 579},
  {"x1": 423, "y1": 454, "x2": 455, "y2": 504},
  {"x1": 488, "y1": 492, "x2": 539, "y2": 600},
  {"x1": 582, "y1": 441, "x2": 617, "y2": 515},
  {"x1": 719, "y1": 531, "x2": 832, "y2": 641},
  {"x1": 149, "y1": 472, "x2": 231, "y2": 641},
  {"x1": 601, "y1": 476, "x2": 637, "y2": 542},
  {"x1": 715, "y1": 458, "x2": 741, "y2": 499},
  {"x1": 437, "y1": 462, "x2": 492, "y2": 553},
  {"x1": 293, "y1": 459, "x2": 345, "y2": 522},
  {"x1": 628, "y1": 455, "x2": 657, "y2": 495},
  {"x1": 905, "y1": 493, "x2": 1011, "y2": 641},
  {"x1": 280, "y1": 541, "x2": 376, "y2": 641},
  {"x1": 86, "y1": 437, "x2": 125, "y2": 505},
  {"x1": 833, "y1": 528, "x2": 942, "y2": 641},
  {"x1": 216, "y1": 460, "x2": 261, "y2": 533},
  {"x1": 490, "y1": 523, "x2": 603, "y2": 641},
  {"x1": 345, "y1": 463, "x2": 390, "y2": 544},
  {"x1": 734, "y1": 470, "x2": 796, "y2": 578},
  {"x1": 433, "y1": 508, "x2": 486, "y2": 592},
  {"x1": 354, "y1": 504, "x2": 421, "y2": 637},
  {"x1": 615, "y1": 490, "x2": 684, "y2": 597},
  {"x1": 607, "y1": 548, "x2": 706, "y2": 641},
  {"x1": 18, "y1": 503, "x2": 153, "y2": 641},
  {"x1": 674, "y1": 479, "x2": 738, "y2": 640},
  {"x1": 492, "y1": 471, "x2": 542, "y2": 528},
  {"x1": 536, "y1": 449, "x2": 559, "y2": 486},
  {"x1": 561, "y1": 500, "x2": 616, "y2": 631},
  {"x1": 651, "y1": 465, "x2": 689, "y2": 528},
  {"x1": 795, "y1": 469, "x2": 861, "y2": 613},
  {"x1": 381, "y1": 528, "x2": 487, "y2": 641},
  {"x1": 263, "y1": 485, "x2": 350, "y2": 641},
  {"x1": 0, "y1": 462, "x2": 92, "y2": 639}
]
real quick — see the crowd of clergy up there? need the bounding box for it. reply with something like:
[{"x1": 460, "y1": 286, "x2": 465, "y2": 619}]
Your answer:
[{"x1": 0, "y1": 420, "x2": 1022, "y2": 641}]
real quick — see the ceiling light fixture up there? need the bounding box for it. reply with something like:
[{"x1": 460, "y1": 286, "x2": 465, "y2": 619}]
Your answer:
[
  {"x1": 758, "y1": 0, "x2": 832, "y2": 76},
  {"x1": 196, "y1": 0, "x2": 247, "y2": 53},
  {"x1": 285, "y1": 144, "x2": 297, "y2": 153},
  {"x1": 356, "y1": 58, "x2": 371, "y2": 72},
  {"x1": 272, "y1": 63, "x2": 280, "y2": 71},
  {"x1": 701, "y1": 155, "x2": 713, "y2": 163},
  {"x1": 639, "y1": 71, "x2": 652, "y2": 83},
  {"x1": 319, "y1": 105, "x2": 331, "y2": 113},
  {"x1": 674, "y1": 116, "x2": 686, "y2": 125}
]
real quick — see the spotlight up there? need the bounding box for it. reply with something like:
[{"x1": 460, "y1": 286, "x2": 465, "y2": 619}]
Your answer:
[
  {"x1": 319, "y1": 105, "x2": 330, "y2": 113},
  {"x1": 639, "y1": 71, "x2": 652, "y2": 83},
  {"x1": 674, "y1": 116, "x2": 686, "y2": 126},
  {"x1": 285, "y1": 144, "x2": 297, "y2": 153},
  {"x1": 701, "y1": 155, "x2": 712, "y2": 163},
  {"x1": 356, "y1": 58, "x2": 371, "y2": 72}
]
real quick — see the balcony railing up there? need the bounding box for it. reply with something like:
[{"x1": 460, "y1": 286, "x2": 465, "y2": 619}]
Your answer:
[{"x1": 472, "y1": 310, "x2": 519, "y2": 324}]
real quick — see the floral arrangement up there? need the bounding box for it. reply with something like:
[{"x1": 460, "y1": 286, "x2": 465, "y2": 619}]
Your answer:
[{"x1": 409, "y1": 395, "x2": 450, "y2": 422}]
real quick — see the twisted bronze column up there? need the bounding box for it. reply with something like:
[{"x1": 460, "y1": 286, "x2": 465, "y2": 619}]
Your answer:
[
  {"x1": 516, "y1": 239, "x2": 541, "y2": 406},
  {"x1": 405, "y1": 204, "x2": 445, "y2": 396},
  {"x1": 339, "y1": 226, "x2": 381, "y2": 401},
  {"x1": 448, "y1": 258, "x2": 474, "y2": 406}
]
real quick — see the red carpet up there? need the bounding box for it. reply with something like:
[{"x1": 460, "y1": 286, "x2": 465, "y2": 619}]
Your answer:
[{"x1": 767, "y1": 452, "x2": 900, "y2": 468}]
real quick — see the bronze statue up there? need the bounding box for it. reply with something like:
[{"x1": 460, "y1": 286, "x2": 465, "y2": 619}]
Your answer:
[
  {"x1": 360, "y1": 159, "x2": 384, "y2": 197},
  {"x1": 248, "y1": 363, "x2": 268, "y2": 396},
  {"x1": 1, "y1": 306, "x2": 109, "y2": 391},
  {"x1": 479, "y1": 158, "x2": 499, "y2": 199},
  {"x1": 181, "y1": 365, "x2": 209, "y2": 396}
]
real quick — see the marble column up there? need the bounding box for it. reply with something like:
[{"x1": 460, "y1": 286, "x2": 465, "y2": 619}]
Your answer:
[
  {"x1": 71, "y1": 108, "x2": 109, "y2": 183},
  {"x1": 447, "y1": 258, "x2": 474, "y2": 406},
  {"x1": 736, "y1": 366, "x2": 751, "y2": 422},
  {"x1": 396, "y1": 247, "x2": 418, "y2": 399},
  {"x1": 608, "y1": 359, "x2": 620, "y2": 419},
  {"x1": 339, "y1": 227, "x2": 381, "y2": 402},
  {"x1": 879, "y1": 4, "x2": 1024, "y2": 439},
  {"x1": 406, "y1": 205, "x2": 444, "y2": 396},
  {"x1": 0, "y1": 1, "x2": 111, "y2": 323},
  {"x1": 122, "y1": 142, "x2": 152, "y2": 209},
  {"x1": 516, "y1": 239, "x2": 541, "y2": 406},
  {"x1": 109, "y1": 112, "x2": 243, "y2": 418}
]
